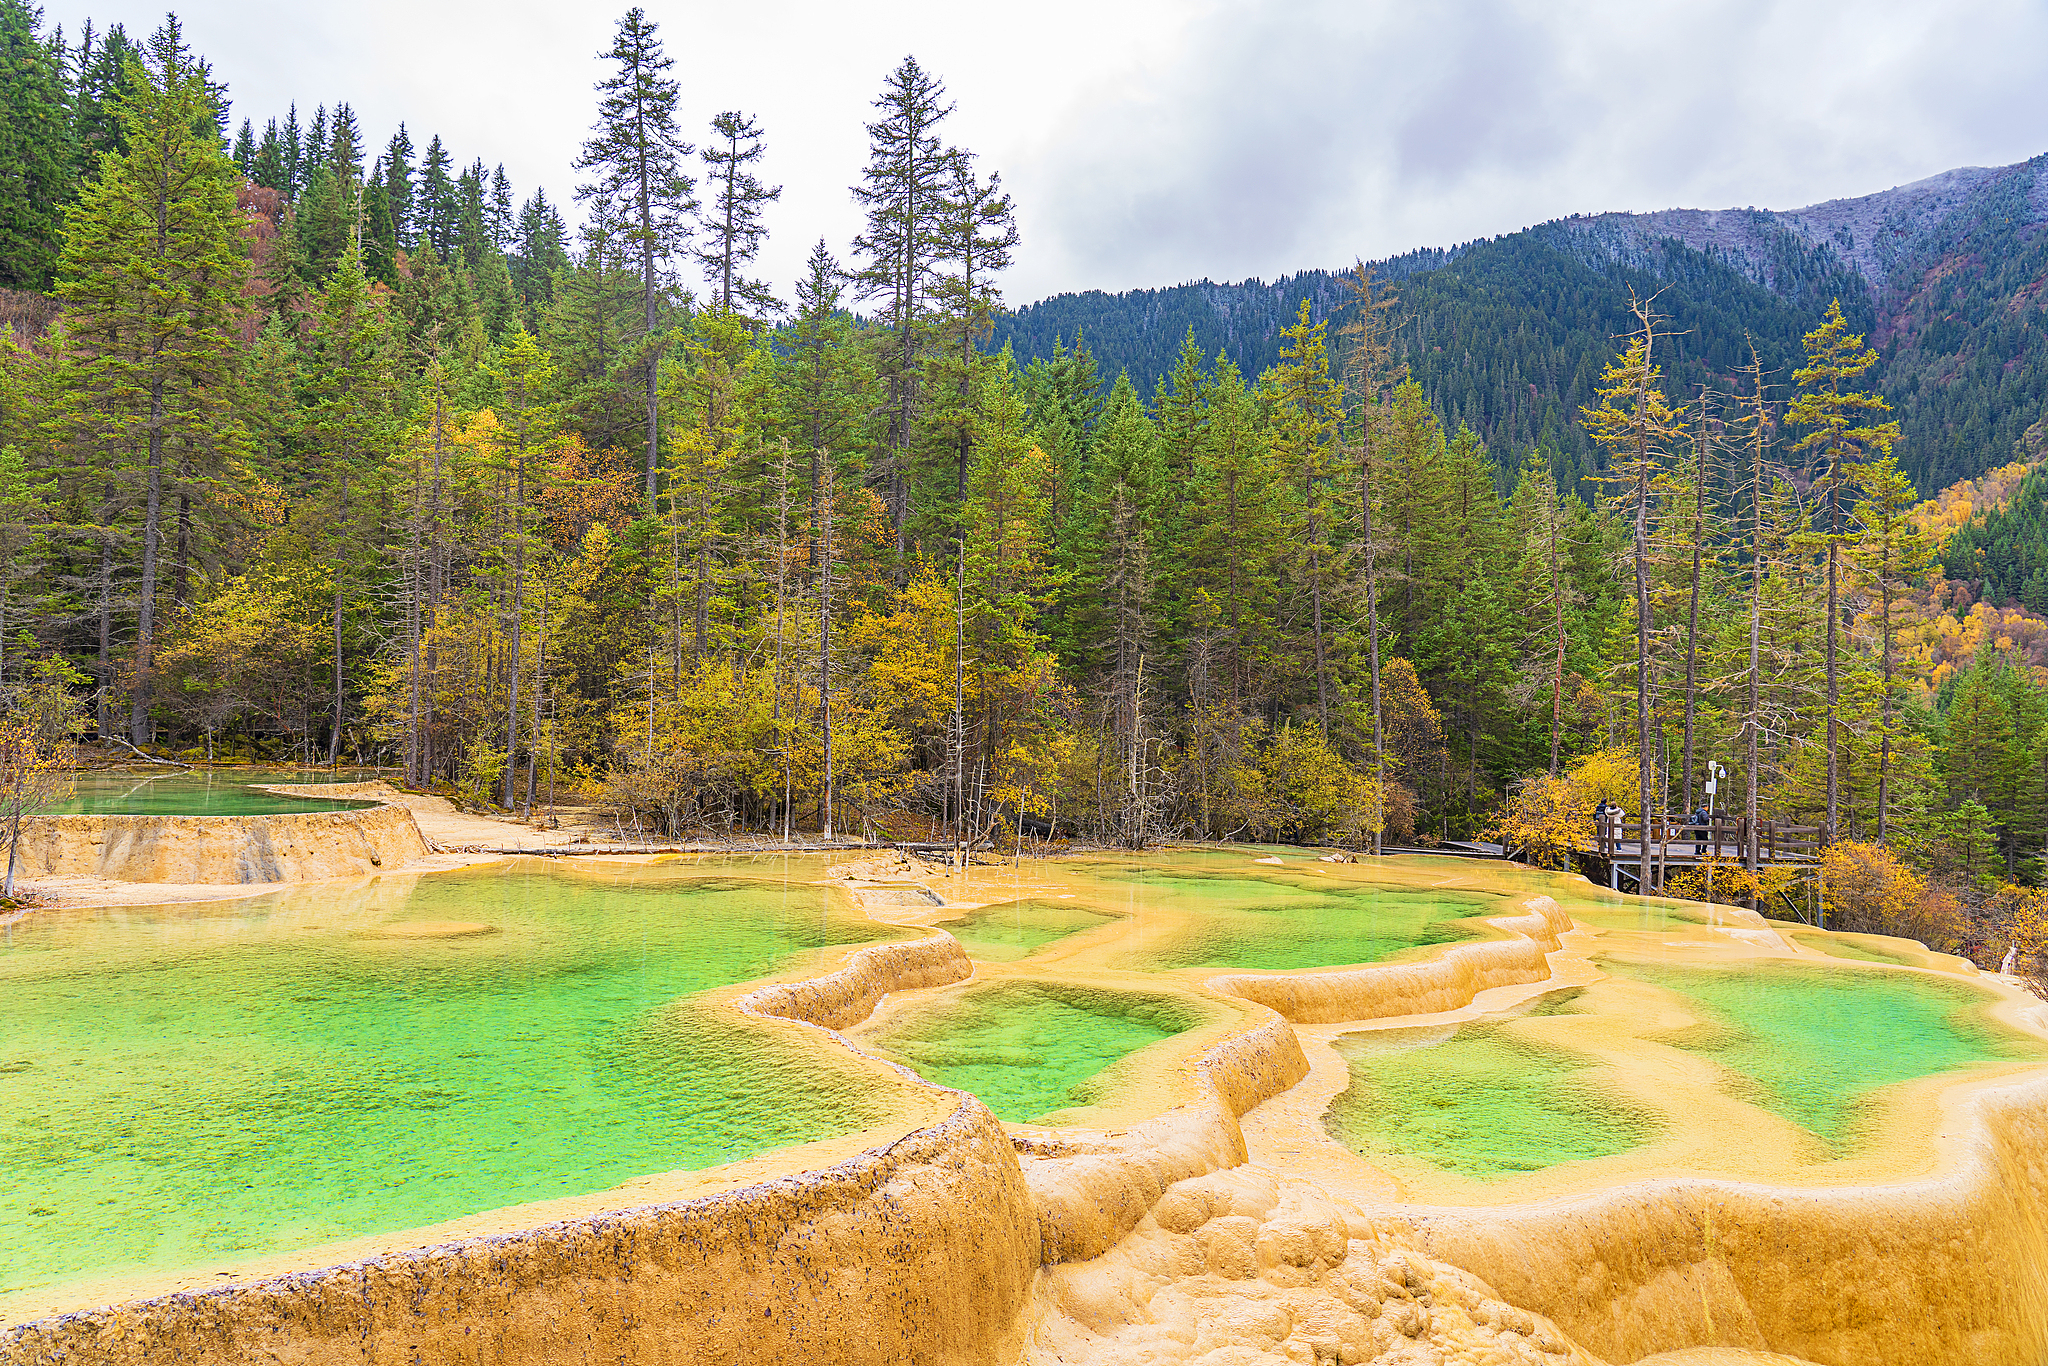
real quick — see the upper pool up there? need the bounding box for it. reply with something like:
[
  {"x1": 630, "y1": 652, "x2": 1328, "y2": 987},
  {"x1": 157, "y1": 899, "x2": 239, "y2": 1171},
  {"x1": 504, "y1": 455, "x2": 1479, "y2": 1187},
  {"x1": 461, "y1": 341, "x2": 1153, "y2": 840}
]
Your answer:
[
  {"x1": 56, "y1": 769, "x2": 378, "y2": 815},
  {"x1": 0, "y1": 858, "x2": 915, "y2": 1311},
  {"x1": 1041, "y1": 852, "x2": 1505, "y2": 972}
]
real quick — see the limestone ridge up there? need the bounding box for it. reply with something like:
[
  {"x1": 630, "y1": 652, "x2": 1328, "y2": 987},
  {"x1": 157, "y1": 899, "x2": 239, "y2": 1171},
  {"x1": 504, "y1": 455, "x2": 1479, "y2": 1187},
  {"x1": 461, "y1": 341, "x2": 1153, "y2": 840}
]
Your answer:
[{"x1": 1562, "y1": 160, "x2": 2046, "y2": 302}]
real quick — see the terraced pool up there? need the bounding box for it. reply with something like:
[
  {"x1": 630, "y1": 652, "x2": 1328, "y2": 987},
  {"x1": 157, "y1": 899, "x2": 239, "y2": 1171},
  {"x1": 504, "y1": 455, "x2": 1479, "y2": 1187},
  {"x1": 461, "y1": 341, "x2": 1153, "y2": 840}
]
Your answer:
[{"x1": 0, "y1": 858, "x2": 916, "y2": 1308}]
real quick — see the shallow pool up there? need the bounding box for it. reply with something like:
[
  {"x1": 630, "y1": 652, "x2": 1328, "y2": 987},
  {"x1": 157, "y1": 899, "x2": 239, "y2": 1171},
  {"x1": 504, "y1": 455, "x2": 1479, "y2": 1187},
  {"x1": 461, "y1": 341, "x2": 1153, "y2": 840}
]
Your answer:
[
  {"x1": 867, "y1": 981, "x2": 1204, "y2": 1123},
  {"x1": 938, "y1": 899, "x2": 1119, "y2": 961},
  {"x1": 1052, "y1": 853, "x2": 1500, "y2": 971},
  {"x1": 1324, "y1": 990, "x2": 1659, "y2": 1181},
  {"x1": 1604, "y1": 959, "x2": 2045, "y2": 1154},
  {"x1": 1324, "y1": 960, "x2": 2048, "y2": 1181},
  {"x1": 55, "y1": 769, "x2": 377, "y2": 815},
  {"x1": 0, "y1": 858, "x2": 912, "y2": 1305}
]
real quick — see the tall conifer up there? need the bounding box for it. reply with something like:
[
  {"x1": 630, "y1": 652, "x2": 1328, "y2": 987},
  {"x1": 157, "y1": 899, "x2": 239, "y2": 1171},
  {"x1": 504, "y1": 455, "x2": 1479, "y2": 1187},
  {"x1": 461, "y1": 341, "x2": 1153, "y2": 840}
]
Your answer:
[
  {"x1": 851, "y1": 56, "x2": 954, "y2": 555},
  {"x1": 694, "y1": 111, "x2": 780, "y2": 315},
  {"x1": 1789, "y1": 298, "x2": 1901, "y2": 840},
  {"x1": 576, "y1": 8, "x2": 695, "y2": 501},
  {"x1": 0, "y1": 0, "x2": 70, "y2": 288},
  {"x1": 58, "y1": 18, "x2": 248, "y2": 742}
]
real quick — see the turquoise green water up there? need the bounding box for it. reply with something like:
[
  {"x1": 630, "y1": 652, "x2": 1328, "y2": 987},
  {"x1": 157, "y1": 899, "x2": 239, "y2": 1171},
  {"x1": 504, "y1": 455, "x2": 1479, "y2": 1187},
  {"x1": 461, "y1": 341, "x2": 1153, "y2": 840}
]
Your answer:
[
  {"x1": 939, "y1": 899, "x2": 1119, "y2": 961},
  {"x1": 56, "y1": 769, "x2": 375, "y2": 815},
  {"x1": 1606, "y1": 960, "x2": 2046, "y2": 1154},
  {"x1": 0, "y1": 859, "x2": 908, "y2": 1304},
  {"x1": 868, "y1": 982, "x2": 1204, "y2": 1122},
  {"x1": 1567, "y1": 899, "x2": 1712, "y2": 932},
  {"x1": 1325, "y1": 991, "x2": 1660, "y2": 1180},
  {"x1": 1071, "y1": 855, "x2": 1496, "y2": 971},
  {"x1": 1789, "y1": 930, "x2": 1918, "y2": 966}
]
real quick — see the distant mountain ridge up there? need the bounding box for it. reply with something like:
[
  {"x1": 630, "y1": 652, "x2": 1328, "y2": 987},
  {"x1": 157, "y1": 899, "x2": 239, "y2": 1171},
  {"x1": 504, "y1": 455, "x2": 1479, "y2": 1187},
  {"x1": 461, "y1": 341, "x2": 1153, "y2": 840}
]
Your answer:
[{"x1": 993, "y1": 155, "x2": 2048, "y2": 495}]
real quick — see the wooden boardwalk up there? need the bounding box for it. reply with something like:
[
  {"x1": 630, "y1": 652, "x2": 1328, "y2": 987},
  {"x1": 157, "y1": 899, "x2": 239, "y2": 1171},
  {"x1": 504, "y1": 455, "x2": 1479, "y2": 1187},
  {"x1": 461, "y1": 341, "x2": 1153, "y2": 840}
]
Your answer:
[{"x1": 1571, "y1": 815, "x2": 1827, "y2": 918}]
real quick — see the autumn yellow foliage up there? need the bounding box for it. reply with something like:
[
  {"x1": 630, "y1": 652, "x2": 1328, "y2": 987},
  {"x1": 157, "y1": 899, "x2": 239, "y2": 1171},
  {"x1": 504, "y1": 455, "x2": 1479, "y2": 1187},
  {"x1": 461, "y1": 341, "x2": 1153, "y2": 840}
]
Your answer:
[
  {"x1": 1819, "y1": 840, "x2": 1966, "y2": 953},
  {"x1": 1490, "y1": 746, "x2": 1635, "y2": 869}
]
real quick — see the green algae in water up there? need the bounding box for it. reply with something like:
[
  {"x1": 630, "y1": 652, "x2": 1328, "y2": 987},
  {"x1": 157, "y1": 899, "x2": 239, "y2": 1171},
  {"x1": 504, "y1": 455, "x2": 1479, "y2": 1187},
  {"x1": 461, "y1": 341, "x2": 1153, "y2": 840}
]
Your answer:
[
  {"x1": 56, "y1": 770, "x2": 375, "y2": 815},
  {"x1": 0, "y1": 859, "x2": 909, "y2": 1304},
  {"x1": 1077, "y1": 859, "x2": 1495, "y2": 971},
  {"x1": 871, "y1": 982, "x2": 1203, "y2": 1123},
  {"x1": 1788, "y1": 930, "x2": 1918, "y2": 967},
  {"x1": 1604, "y1": 960, "x2": 2047, "y2": 1155},
  {"x1": 1324, "y1": 998, "x2": 1659, "y2": 1180},
  {"x1": 940, "y1": 899, "x2": 1118, "y2": 961}
]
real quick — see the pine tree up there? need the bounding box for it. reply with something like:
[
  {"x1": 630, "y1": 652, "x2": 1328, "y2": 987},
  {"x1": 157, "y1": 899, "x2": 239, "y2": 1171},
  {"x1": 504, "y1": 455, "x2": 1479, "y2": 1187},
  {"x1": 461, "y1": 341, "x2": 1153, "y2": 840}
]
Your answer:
[
  {"x1": 327, "y1": 102, "x2": 361, "y2": 181},
  {"x1": 771, "y1": 239, "x2": 877, "y2": 560},
  {"x1": 1580, "y1": 294, "x2": 1686, "y2": 844},
  {"x1": 485, "y1": 331, "x2": 556, "y2": 804},
  {"x1": 416, "y1": 134, "x2": 456, "y2": 257},
  {"x1": 57, "y1": 18, "x2": 249, "y2": 743},
  {"x1": 71, "y1": 21, "x2": 139, "y2": 179},
  {"x1": 694, "y1": 110, "x2": 780, "y2": 315},
  {"x1": 1789, "y1": 298, "x2": 1901, "y2": 840},
  {"x1": 0, "y1": 0, "x2": 71, "y2": 288},
  {"x1": 488, "y1": 164, "x2": 514, "y2": 248},
  {"x1": 301, "y1": 245, "x2": 395, "y2": 761},
  {"x1": 544, "y1": 201, "x2": 644, "y2": 454},
  {"x1": 1510, "y1": 450, "x2": 1572, "y2": 774},
  {"x1": 1022, "y1": 334, "x2": 1100, "y2": 553},
  {"x1": 1173, "y1": 353, "x2": 1287, "y2": 711},
  {"x1": 279, "y1": 100, "x2": 302, "y2": 196},
  {"x1": 924, "y1": 148, "x2": 1015, "y2": 528},
  {"x1": 251, "y1": 119, "x2": 286, "y2": 193},
  {"x1": 1338, "y1": 263, "x2": 1404, "y2": 843},
  {"x1": 511, "y1": 188, "x2": 569, "y2": 328},
  {"x1": 380, "y1": 124, "x2": 414, "y2": 244},
  {"x1": 1268, "y1": 300, "x2": 1345, "y2": 733},
  {"x1": 1851, "y1": 455, "x2": 1930, "y2": 842},
  {"x1": 361, "y1": 171, "x2": 399, "y2": 287},
  {"x1": 851, "y1": 56, "x2": 954, "y2": 555},
  {"x1": 576, "y1": 7, "x2": 695, "y2": 501}
]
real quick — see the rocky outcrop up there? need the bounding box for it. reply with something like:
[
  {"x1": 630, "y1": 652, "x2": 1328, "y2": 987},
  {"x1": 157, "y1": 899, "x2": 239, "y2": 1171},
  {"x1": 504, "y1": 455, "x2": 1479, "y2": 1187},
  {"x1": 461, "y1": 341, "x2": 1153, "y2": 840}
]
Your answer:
[
  {"x1": 1025, "y1": 1166, "x2": 1596, "y2": 1365},
  {"x1": 1398, "y1": 1071, "x2": 2048, "y2": 1366},
  {"x1": 11, "y1": 803, "x2": 430, "y2": 884}
]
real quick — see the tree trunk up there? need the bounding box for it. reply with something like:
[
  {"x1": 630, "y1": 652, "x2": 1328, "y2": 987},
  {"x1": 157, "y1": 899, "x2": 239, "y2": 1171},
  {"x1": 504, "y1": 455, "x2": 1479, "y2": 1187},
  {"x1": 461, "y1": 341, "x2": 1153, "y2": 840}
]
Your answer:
[
  {"x1": 96, "y1": 513, "x2": 113, "y2": 737},
  {"x1": 1634, "y1": 460, "x2": 1653, "y2": 868},
  {"x1": 132, "y1": 373, "x2": 166, "y2": 745},
  {"x1": 1878, "y1": 562, "x2": 1894, "y2": 842},
  {"x1": 327, "y1": 473, "x2": 349, "y2": 765},
  {"x1": 502, "y1": 453, "x2": 525, "y2": 809},
  {"x1": 1825, "y1": 473, "x2": 1840, "y2": 842},
  {"x1": 954, "y1": 532, "x2": 966, "y2": 863},
  {"x1": 527, "y1": 569, "x2": 546, "y2": 818},
  {"x1": 1681, "y1": 439, "x2": 1704, "y2": 811},
  {"x1": 173, "y1": 482, "x2": 191, "y2": 610},
  {"x1": 819, "y1": 458, "x2": 835, "y2": 840},
  {"x1": 640, "y1": 143, "x2": 661, "y2": 501},
  {"x1": 1364, "y1": 452, "x2": 1385, "y2": 853},
  {"x1": 1549, "y1": 492, "x2": 1565, "y2": 776}
]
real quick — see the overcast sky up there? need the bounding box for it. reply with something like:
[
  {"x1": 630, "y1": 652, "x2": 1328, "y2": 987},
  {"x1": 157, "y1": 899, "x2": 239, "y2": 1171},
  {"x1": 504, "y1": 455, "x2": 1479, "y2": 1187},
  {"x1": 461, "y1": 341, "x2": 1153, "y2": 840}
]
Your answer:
[{"x1": 40, "y1": 0, "x2": 2048, "y2": 305}]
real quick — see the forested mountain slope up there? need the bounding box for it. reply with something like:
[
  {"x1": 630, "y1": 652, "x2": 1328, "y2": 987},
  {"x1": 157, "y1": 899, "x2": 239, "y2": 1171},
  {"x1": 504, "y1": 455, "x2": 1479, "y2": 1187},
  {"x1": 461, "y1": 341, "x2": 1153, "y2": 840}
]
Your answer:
[{"x1": 995, "y1": 156, "x2": 2048, "y2": 493}]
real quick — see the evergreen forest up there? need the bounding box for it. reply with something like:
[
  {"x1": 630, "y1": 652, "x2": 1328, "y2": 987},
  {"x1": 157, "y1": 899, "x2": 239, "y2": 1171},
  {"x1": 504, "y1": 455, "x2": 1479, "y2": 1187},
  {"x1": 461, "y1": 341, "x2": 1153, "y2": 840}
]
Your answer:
[{"x1": 6, "y1": 3, "x2": 2048, "y2": 957}]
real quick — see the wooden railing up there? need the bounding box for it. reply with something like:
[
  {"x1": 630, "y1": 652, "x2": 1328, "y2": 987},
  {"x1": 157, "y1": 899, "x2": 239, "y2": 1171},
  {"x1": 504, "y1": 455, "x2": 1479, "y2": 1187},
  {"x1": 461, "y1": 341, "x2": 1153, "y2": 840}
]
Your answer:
[{"x1": 1592, "y1": 814, "x2": 1828, "y2": 864}]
